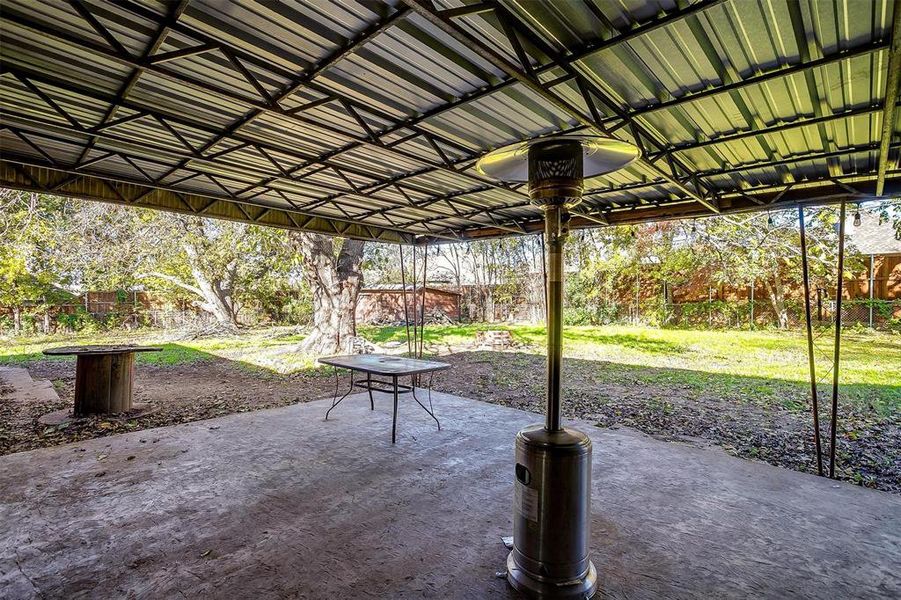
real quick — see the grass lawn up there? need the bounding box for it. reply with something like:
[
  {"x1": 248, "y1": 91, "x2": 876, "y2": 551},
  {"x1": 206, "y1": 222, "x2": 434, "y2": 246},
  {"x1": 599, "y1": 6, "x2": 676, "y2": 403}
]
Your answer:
[
  {"x1": 0, "y1": 327, "x2": 324, "y2": 373},
  {"x1": 2, "y1": 323, "x2": 898, "y2": 411},
  {"x1": 362, "y1": 323, "x2": 900, "y2": 413}
]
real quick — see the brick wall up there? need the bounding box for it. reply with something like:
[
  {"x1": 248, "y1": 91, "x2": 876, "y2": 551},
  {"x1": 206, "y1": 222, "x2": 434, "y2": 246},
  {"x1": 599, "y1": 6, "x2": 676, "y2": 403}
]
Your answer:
[{"x1": 356, "y1": 288, "x2": 461, "y2": 324}]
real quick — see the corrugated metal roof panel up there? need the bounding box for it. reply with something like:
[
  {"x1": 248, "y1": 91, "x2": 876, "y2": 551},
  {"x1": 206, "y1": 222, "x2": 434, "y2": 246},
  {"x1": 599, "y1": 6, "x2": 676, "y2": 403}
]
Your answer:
[{"x1": 1, "y1": 0, "x2": 898, "y2": 242}]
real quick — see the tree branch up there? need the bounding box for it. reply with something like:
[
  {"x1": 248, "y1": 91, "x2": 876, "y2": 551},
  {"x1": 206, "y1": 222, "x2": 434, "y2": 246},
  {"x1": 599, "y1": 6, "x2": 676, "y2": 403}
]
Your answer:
[{"x1": 135, "y1": 271, "x2": 204, "y2": 297}]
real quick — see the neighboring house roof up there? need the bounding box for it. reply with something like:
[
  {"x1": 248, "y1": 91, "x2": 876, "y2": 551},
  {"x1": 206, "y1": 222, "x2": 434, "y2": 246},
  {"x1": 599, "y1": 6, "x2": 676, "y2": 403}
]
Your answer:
[{"x1": 847, "y1": 212, "x2": 901, "y2": 255}]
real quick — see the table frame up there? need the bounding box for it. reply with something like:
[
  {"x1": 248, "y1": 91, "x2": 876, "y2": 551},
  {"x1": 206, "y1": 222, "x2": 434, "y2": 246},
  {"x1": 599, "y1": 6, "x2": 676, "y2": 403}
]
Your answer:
[{"x1": 321, "y1": 357, "x2": 446, "y2": 444}]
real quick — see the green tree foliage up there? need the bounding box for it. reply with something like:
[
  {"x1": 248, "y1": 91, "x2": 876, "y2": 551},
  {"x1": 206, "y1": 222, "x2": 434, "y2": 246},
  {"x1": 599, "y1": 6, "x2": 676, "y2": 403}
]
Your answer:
[
  {"x1": 0, "y1": 192, "x2": 302, "y2": 329},
  {"x1": 3, "y1": 188, "x2": 885, "y2": 335},
  {"x1": 134, "y1": 213, "x2": 297, "y2": 327},
  {"x1": 877, "y1": 198, "x2": 901, "y2": 240},
  {"x1": 0, "y1": 191, "x2": 76, "y2": 331},
  {"x1": 689, "y1": 209, "x2": 851, "y2": 328},
  {"x1": 562, "y1": 206, "x2": 859, "y2": 329},
  {"x1": 365, "y1": 237, "x2": 543, "y2": 322}
]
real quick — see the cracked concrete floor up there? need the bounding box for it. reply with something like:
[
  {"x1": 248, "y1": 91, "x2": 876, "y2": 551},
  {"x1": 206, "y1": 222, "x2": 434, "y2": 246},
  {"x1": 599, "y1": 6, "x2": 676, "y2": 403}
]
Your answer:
[{"x1": 1, "y1": 391, "x2": 899, "y2": 599}]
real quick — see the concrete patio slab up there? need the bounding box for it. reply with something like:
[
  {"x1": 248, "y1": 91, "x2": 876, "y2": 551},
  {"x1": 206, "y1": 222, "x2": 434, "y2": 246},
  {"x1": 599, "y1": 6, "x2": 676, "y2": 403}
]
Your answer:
[
  {"x1": 1, "y1": 391, "x2": 899, "y2": 599},
  {"x1": 0, "y1": 366, "x2": 59, "y2": 404}
]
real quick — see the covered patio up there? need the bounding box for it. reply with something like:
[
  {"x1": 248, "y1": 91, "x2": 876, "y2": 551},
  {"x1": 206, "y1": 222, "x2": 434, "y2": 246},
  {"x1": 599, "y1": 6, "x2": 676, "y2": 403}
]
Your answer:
[
  {"x1": 2, "y1": 391, "x2": 898, "y2": 599},
  {"x1": 2, "y1": 0, "x2": 900, "y2": 597}
]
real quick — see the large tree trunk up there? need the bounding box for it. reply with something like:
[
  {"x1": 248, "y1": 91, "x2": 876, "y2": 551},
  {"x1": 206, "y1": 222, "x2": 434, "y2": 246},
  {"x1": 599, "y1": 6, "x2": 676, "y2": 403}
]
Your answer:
[{"x1": 293, "y1": 233, "x2": 364, "y2": 355}]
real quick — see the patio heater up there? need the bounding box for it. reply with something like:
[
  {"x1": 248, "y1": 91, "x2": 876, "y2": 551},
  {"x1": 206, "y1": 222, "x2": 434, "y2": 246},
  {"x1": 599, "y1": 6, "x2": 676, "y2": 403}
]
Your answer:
[{"x1": 477, "y1": 136, "x2": 639, "y2": 599}]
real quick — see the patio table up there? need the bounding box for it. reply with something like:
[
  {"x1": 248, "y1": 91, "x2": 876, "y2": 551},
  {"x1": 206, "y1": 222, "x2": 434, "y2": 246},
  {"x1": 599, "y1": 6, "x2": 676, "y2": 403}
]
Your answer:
[
  {"x1": 42, "y1": 345, "x2": 161, "y2": 416},
  {"x1": 320, "y1": 354, "x2": 450, "y2": 443}
]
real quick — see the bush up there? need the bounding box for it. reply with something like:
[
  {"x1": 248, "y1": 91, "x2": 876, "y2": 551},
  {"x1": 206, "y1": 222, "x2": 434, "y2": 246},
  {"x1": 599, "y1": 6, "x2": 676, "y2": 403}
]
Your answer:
[
  {"x1": 563, "y1": 306, "x2": 593, "y2": 326},
  {"x1": 666, "y1": 300, "x2": 755, "y2": 329},
  {"x1": 0, "y1": 315, "x2": 13, "y2": 333},
  {"x1": 281, "y1": 296, "x2": 313, "y2": 325},
  {"x1": 563, "y1": 303, "x2": 625, "y2": 326},
  {"x1": 56, "y1": 308, "x2": 100, "y2": 333}
]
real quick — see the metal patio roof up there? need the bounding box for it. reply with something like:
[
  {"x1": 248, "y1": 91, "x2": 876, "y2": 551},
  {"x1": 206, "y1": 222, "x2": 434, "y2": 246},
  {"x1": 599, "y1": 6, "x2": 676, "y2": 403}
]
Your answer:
[{"x1": 1, "y1": 0, "x2": 899, "y2": 244}]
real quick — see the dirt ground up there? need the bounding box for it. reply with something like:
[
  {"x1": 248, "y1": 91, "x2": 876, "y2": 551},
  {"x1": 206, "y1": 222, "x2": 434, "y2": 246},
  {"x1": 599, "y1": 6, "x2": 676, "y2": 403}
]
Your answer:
[
  {"x1": 0, "y1": 359, "x2": 337, "y2": 455},
  {"x1": 435, "y1": 352, "x2": 900, "y2": 493},
  {"x1": 2, "y1": 349, "x2": 899, "y2": 493}
]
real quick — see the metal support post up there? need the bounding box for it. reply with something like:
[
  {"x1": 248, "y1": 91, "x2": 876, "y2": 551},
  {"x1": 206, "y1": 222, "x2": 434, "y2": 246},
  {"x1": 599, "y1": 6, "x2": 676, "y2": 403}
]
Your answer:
[
  {"x1": 817, "y1": 287, "x2": 824, "y2": 321},
  {"x1": 420, "y1": 244, "x2": 428, "y2": 359},
  {"x1": 750, "y1": 279, "x2": 755, "y2": 329},
  {"x1": 869, "y1": 254, "x2": 875, "y2": 328},
  {"x1": 798, "y1": 207, "x2": 823, "y2": 476},
  {"x1": 829, "y1": 201, "x2": 847, "y2": 478},
  {"x1": 634, "y1": 270, "x2": 640, "y2": 324},
  {"x1": 399, "y1": 245, "x2": 412, "y2": 355}
]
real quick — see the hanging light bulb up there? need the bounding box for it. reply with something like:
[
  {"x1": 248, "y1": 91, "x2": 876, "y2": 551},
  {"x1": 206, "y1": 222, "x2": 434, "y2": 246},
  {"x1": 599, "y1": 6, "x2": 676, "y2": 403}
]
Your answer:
[
  {"x1": 691, "y1": 221, "x2": 697, "y2": 233},
  {"x1": 853, "y1": 209, "x2": 861, "y2": 227},
  {"x1": 767, "y1": 212, "x2": 774, "y2": 226}
]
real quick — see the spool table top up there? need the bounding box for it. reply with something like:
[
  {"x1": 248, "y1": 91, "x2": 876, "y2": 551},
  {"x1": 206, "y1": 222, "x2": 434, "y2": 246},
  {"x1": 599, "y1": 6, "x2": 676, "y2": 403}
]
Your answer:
[{"x1": 42, "y1": 345, "x2": 163, "y2": 356}]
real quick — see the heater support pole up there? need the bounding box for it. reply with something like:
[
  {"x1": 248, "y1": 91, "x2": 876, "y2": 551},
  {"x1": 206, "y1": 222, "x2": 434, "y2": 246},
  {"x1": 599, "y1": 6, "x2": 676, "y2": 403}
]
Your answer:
[{"x1": 544, "y1": 204, "x2": 566, "y2": 432}]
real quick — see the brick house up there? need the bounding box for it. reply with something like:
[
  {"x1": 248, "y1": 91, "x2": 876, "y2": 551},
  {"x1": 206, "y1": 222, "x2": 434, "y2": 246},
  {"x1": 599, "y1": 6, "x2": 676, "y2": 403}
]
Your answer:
[{"x1": 356, "y1": 284, "x2": 461, "y2": 324}]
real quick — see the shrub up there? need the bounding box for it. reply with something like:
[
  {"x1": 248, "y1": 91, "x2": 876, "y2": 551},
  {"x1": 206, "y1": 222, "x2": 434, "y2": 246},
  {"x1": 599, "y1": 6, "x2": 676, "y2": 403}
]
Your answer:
[
  {"x1": 281, "y1": 296, "x2": 313, "y2": 325},
  {"x1": 56, "y1": 308, "x2": 100, "y2": 333}
]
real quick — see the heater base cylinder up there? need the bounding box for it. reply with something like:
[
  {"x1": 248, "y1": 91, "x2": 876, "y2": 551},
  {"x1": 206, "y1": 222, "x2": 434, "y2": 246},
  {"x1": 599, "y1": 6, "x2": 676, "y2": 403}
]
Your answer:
[
  {"x1": 508, "y1": 424, "x2": 598, "y2": 599},
  {"x1": 507, "y1": 552, "x2": 597, "y2": 600}
]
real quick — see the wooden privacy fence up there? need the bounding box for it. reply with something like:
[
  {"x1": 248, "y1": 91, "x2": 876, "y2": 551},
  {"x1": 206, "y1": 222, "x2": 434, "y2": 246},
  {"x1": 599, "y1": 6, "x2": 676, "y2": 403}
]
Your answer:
[{"x1": 2, "y1": 291, "x2": 231, "y2": 333}]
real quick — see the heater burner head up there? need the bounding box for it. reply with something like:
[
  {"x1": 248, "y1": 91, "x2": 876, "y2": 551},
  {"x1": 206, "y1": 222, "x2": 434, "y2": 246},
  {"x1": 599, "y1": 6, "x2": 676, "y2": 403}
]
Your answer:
[
  {"x1": 528, "y1": 139, "x2": 584, "y2": 205},
  {"x1": 475, "y1": 135, "x2": 640, "y2": 206}
]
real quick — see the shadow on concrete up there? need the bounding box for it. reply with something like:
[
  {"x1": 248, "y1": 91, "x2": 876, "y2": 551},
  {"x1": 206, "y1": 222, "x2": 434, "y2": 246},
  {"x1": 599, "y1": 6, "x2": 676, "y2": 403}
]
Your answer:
[{"x1": 2, "y1": 389, "x2": 899, "y2": 599}]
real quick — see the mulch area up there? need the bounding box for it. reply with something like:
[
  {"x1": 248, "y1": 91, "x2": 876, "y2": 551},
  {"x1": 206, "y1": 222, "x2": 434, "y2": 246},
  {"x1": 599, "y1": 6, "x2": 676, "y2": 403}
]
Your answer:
[
  {"x1": 0, "y1": 359, "x2": 337, "y2": 455},
  {"x1": 2, "y1": 350, "x2": 898, "y2": 493}
]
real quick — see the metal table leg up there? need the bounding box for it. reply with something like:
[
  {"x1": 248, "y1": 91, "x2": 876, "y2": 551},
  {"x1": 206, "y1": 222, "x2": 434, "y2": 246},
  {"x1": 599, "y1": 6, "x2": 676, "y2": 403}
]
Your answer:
[
  {"x1": 322, "y1": 365, "x2": 442, "y2": 443},
  {"x1": 411, "y1": 371, "x2": 440, "y2": 430},
  {"x1": 325, "y1": 367, "x2": 355, "y2": 420},
  {"x1": 392, "y1": 374, "x2": 398, "y2": 444}
]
